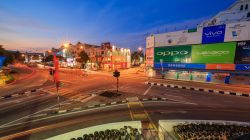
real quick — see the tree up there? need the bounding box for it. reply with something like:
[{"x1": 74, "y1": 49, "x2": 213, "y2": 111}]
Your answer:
[
  {"x1": 77, "y1": 50, "x2": 89, "y2": 64},
  {"x1": 44, "y1": 55, "x2": 54, "y2": 62},
  {"x1": 131, "y1": 51, "x2": 144, "y2": 65},
  {"x1": 0, "y1": 45, "x2": 15, "y2": 66},
  {"x1": 32, "y1": 55, "x2": 39, "y2": 60}
]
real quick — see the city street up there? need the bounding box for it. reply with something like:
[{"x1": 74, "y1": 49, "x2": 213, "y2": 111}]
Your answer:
[
  {"x1": 1, "y1": 0, "x2": 250, "y2": 139},
  {"x1": 0, "y1": 67, "x2": 250, "y2": 139}
]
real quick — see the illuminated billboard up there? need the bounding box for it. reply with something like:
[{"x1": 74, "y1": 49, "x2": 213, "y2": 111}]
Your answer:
[
  {"x1": 0, "y1": 56, "x2": 5, "y2": 69},
  {"x1": 146, "y1": 47, "x2": 154, "y2": 67},
  {"x1": 191, "y1": 42, "x2": 236, "y2": 64},
  {"x1": 202, "y1": 24, "x2": 226, "y2": 44},
  {"x1": 235, "y1": 41, "x2": 250, "y2": 64},
  {"x1": 154, "y1": 45, "x2": 191, "y2": 63}
]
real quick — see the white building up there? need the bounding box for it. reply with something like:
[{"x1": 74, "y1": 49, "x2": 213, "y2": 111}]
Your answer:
[{"x1": 146, "y1": 0, "x2": 250, "y2": 85}]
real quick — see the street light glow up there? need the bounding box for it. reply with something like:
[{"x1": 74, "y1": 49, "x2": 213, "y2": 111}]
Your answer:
[
  {"x1": 112, "y1": 45, "x2": 116, "y2": 50},
  {"x1": 138, "y1": 47, "x2": 143, "y2": 51},
  {"x1": 64, "y1": 43, "x2": 69, "y2": 48}
]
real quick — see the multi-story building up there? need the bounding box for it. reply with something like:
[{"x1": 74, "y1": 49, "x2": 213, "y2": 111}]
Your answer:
[
  {"x1": 58, "y1": 41, "x2": 130, "y2": 70},
  {"x1": 100, "y1": 42, "x2": 131, "y2": 70},
  {"x1": 146, "y1": 0, "x2": 250, "y2": 85},
  {"x1": 60, "y1": 42, "x2": 100, "y2": 67},
  {"x1": 24, "y1": 52, "x2": 44, "y2": 63}
]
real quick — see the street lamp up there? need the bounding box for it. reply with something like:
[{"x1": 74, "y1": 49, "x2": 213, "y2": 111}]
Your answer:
[
  {"x1": 64, "y1": 43, "x2": 69, "y2": 49},
  {"x1": 112, "y1": 45, "x2": 116, "y2": 50},
  {"x1": 138, "y1": 47, "x2": 142, "y2": 52},
  {"x1": 138, "y1": 47, "x2": 145, "y2": 64}
]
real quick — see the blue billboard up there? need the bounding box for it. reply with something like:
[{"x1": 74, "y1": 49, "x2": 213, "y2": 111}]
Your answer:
[
  {"x1": 235, "y1": 64, "x2": 250, "y2": 71},
  {"x1": 0, "y1": 56, "x2": 6, "y2": 69},
  {"x1": 202, "y1": 24, "x2": 226, "y2": 44},
  {"x1": 154, "y1": 63, "x2": 206, "y2": 69}
]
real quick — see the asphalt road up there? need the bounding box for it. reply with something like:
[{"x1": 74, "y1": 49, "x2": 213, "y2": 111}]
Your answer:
[
  {"x1": 0, "y1": 65, "x2": 49, "y2": 96},
  {"x1": 0, "y1": 67, "x2": 250, "y2": 139},
  {"x1": 1, "y1": 101, "x2": 250, "y2": 140}
]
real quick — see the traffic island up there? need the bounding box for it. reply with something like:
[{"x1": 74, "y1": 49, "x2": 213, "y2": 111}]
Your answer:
[{"x1": 99, "y1": 90, "x2": 122, "y2": 98}]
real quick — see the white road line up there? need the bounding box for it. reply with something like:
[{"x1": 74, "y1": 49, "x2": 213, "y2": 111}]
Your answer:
[
  {"x1": 0, "y1": 99, "x2": 69, "y2": 128},
  {"x1": 143, "y1": 85, "x2": 153, "y2": 95},
  {"x1": 163, "y1": 94, "x2": 183, "y2": 99},
  {"x1": 0, "y1": 103, "x2": 127, "y2": 129}
]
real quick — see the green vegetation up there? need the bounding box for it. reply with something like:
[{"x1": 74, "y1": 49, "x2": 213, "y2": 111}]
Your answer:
[
  {"x1": 0, "y1": 45, "x2": 15, "y2": 66},
  {"x1": 77, "y1": 50, "x2": 89, "y2": 68},
  {"x1": 44, "y1": 55, "x2": 64, "y2": 62},
  {"x1": 0, "y1": 74, "x2": 14, "y2": 85}
]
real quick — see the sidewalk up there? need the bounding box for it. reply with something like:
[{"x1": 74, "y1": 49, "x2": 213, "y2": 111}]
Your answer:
[{"x1": 148, "y1": 78, "x2": 250, "y2": 95}]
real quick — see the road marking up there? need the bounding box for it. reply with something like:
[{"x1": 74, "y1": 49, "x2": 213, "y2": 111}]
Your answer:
[
  {"x1": 0, "y1": 99, "x2": 69, "y2": 128},
  {"x1": 0, "y1": 103, "x2": 127, "y2": 129},
  {"x1": 143, "y1": 85, "x2": 153, "y2": 95},
  {"x1": 163, "y1": 94, "x2": 183, "y2": 99},
  {"x1": 159, "y1": 110, "x2": 187, "y2": 114}
]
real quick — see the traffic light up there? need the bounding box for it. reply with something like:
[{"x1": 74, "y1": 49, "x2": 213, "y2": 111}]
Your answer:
[
  {"x1": 49, "y1": 68, "x2": 53, "y2": 75},
  {"x1": 113, "y1": 70, "x2": 120, "y2": 78},
  {"x1": 49, "y1": 68, "x2": 55, "y2": 75}
]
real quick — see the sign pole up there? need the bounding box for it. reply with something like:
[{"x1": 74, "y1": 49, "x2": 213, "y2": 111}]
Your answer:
[
  {"x1": 57, "y1": 88, "x2": 60, "y2": 108},
  {"x1": 117, "y1": 77, "x2": 119, "y2": 93},
  {"x1": 54, "y1": 53, "x2": 60, "y2": 109},
  {"x1": 160, "y1": 59, "x2": 163, "y2": 74}
]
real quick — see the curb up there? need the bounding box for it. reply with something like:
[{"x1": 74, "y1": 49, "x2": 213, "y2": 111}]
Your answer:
[{"x1": 145, "y1": 82, "x2": 250, "y2": 98}]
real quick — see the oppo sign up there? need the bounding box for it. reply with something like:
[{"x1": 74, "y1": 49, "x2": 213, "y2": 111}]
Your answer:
[{"x1": 156, "y1": 51, "x2": 189, "y2": 56}]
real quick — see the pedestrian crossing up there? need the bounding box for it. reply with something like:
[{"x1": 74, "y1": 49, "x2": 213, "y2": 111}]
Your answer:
[
  {"x1": 41, "y1": 86, "x2": 96, "y2": 104},
  {"x1": 41, "y1": 86, "x2": 73, "y2": 96},
  {"x1": 90, "y1": 70, "x2": 147, "y2": 80},
  {"x1": 68, "y1": 94, "x2": 92, "y2": 102},
  {"x1": 127, "y1": 100, "x2": 156, "y2": 127},
  {"x1": 127, "y1": 101, "x2": 162, "y2": 139}
]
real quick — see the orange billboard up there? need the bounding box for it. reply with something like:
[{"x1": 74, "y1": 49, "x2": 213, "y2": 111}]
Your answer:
[
  {"x1": 146, "y1": 47, "x2": 154, "y2": 67},
  {"x1": 206, "y1": 64, "x2": 235, "y2": 70}
]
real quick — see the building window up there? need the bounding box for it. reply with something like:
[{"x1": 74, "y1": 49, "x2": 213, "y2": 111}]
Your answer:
[
  {"x1": 246, "y1": 4, "x2": 248, "y2": 10},
  {"x1": 240, "y1": 5, "x2": 244, "y2": 10},
  {"x1": 247, "y1": 12, "x2": 250, "y2": 17}
]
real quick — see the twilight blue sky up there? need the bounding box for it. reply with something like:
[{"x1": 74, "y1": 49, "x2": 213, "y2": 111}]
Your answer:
[{"x1": 0, "y1": 0, "x2": 235, "y2": 51}]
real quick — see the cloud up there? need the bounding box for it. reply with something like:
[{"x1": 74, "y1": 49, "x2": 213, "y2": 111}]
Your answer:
[
  {"x1": 111, "y1": 16, "x2": 211, "y2": 50},
  {"x1": 0, "y1": 7, "x2": 53, "y2": 32},
  {"x1": 0, "y1": 26, "x2": 17, "y2": 34}
]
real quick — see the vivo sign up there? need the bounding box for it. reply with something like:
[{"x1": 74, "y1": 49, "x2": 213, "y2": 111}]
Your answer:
[
  {"x1": 156, "y1": 51, "x2": 189, "y2": 56},
  {"x1": 202, "y1": 24, "x2": 226, "y2": 44},
  {"x1": 204, "y1": 31, "x2": 223, "y2": 38},
  {"x1": 235, "y1": 64, "x2": 250, "y2": 71}
]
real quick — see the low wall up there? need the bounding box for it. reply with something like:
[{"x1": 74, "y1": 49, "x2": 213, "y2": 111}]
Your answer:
[{"x1": 46, "y1": 121, "x2": 141, "y2": 140}]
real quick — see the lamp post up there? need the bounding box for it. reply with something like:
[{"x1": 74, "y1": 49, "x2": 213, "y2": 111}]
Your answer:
[{"x1": 138, "y1": 47, "x2": 145, "y2": 64}]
